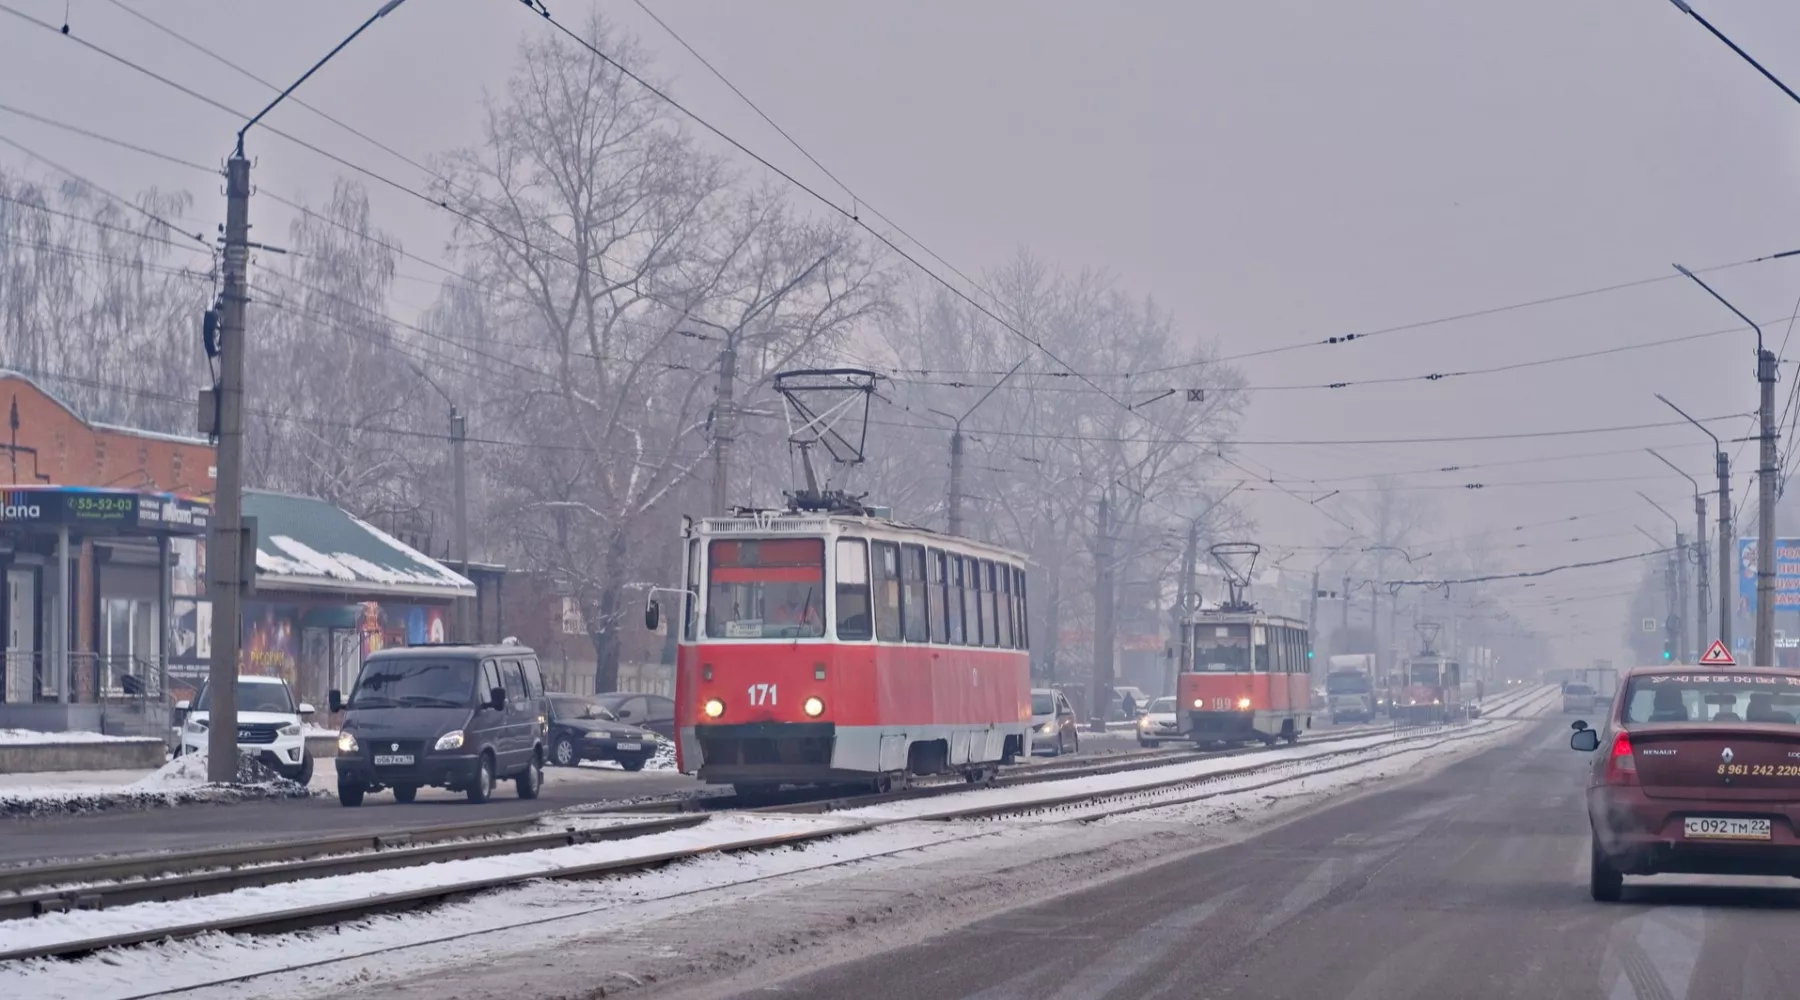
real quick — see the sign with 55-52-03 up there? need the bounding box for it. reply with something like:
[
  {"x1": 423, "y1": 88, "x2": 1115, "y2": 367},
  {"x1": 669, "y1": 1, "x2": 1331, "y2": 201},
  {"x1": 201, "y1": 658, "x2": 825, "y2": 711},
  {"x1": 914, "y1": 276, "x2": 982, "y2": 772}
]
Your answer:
[{"x1": 64, "y1": 492, "x2": 136, "y2": 523}]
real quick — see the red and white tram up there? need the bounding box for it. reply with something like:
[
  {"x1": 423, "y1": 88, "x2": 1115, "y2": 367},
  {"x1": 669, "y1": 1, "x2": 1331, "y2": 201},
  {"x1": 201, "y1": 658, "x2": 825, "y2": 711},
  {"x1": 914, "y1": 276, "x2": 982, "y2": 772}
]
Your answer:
[
  {"x1": 1394, "y1": 653, "x2": 1463, "y2": 725},
  {"x1": 1177, "y1": 612, "x2": 1313, "y2": 745},
  {"x1": 652, "y1": 508, "x2": 1032, "y2": 795}
]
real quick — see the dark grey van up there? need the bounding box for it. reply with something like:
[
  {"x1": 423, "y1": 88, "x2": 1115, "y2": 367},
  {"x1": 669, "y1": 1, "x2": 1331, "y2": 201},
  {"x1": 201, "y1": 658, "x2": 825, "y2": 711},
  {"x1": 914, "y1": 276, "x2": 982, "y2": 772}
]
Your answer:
[{"x1": 329, "y1": 643, "x2": 549, "y2": 807}]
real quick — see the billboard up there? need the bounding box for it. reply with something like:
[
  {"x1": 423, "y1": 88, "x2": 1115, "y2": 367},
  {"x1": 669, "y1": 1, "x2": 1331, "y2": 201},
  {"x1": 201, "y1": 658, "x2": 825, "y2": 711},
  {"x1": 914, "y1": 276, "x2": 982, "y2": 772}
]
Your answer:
[{"x1": 1736, "y1": 538, "x2": 1800, "y2": 615}]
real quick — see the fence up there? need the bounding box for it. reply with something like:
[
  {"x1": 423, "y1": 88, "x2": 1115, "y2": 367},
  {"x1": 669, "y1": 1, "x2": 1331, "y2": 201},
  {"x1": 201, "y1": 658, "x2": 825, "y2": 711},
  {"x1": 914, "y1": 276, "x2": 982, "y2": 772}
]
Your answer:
[{"x1": 0, "y1": 652, "x2": 172, "y2": 738}]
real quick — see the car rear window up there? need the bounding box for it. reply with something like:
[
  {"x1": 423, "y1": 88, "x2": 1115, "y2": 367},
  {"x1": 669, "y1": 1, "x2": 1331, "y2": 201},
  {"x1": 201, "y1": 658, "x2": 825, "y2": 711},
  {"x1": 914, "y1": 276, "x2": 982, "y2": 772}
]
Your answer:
[
  {"x1": 1564, "y1": 685, "x2": 1593, "y2": 695},
  {"x1": 1623, "y1": 673, "x2": 1800, "y2": 725}
]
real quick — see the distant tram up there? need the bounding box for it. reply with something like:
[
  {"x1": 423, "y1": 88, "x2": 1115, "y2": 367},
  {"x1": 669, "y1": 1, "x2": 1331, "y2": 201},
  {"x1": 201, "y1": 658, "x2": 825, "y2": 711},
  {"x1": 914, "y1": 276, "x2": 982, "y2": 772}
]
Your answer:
[
  {"x1": 1175, "y1": 543, "x2": 1312, "y2": 746},
  {"x1": 1393, "y1": 623, "x2": 1464, "y2": 724},
  {"x1": 651, "y1": 506, "x2": 1032, "y2": 796}
]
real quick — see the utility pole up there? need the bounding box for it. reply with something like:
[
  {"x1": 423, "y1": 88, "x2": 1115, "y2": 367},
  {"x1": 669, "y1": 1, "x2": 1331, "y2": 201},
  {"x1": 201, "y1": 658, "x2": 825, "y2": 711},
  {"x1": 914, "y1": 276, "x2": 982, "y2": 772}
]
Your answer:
[
  {"x1": 1758, "y1": 346, "x2": 1779, "y2": 666},
  {"x1": 1675, "y1": 530, "x2": 1689, "y2": 661},
  {"x1": 1342, "y1": 573, "x2": 1352, "y2": 633},
  {"x1": 947, "y1": 429, "x2": 965, "y2": 537},
  {"x1": 1172, "y1": 520, "x2": 1197, "y2": 697},
  {"x1": 1719, "y1": 447, "x2": 1733, "y2": 652},
  {"x1": 933, "y1": 357, "x2": 1025, "y2": 540},
  {"x1": 203, "y1": 0, "x2": 412, "y2": 784},
  {"x1": 711, "y1": 339, "x2": 736, "y2": 516},
  {"x1": 1649, "y1": 448, "x2": 1710, "y2": 657},
  {"x1": 1090, "y1": 489, "x2": 1116, "y2": 731},
  {"x1": 205, "y1": 153, "x2": 250, "y2": 784},
  {"x1": 451, "y1": 406, "x2": 470, "y2": 641}
]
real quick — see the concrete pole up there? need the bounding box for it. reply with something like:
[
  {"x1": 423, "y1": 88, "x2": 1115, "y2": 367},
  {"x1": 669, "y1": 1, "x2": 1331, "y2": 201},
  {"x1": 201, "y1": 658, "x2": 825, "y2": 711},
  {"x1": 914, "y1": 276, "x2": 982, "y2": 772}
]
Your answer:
[
  {"x1": 206, "y1": 153, "x2": 250, "y2": 782},
  {"x1": 711, "y1": 340, "x2": 736, "y2": 517},
  {"x1": 451, "y1": 407, "x2": 470, "y2": 641},
  {"x1": 1719, "y1": 449, "x2": 1733, "y2": 652},
  {"x1": 1758, "y1": 347, "x2": 1778, "y2": 666},
  {"x1": 948, "y1": 428, "x2": 965, "y2": 537},
  {"x1": 1090, "y1": 490, "x2": 1116, "y2": 731},
  {"x1": 1696, "y1": 494, "x2": 1709, "y2": 655}
]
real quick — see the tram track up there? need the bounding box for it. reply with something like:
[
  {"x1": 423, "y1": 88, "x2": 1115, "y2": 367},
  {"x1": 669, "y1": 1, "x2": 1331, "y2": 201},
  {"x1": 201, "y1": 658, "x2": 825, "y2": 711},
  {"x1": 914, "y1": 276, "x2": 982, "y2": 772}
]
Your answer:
[
  {"x1": 0, "y1": 719, "x2": 1408, "y2": 919},
  {"x1": 0, "y1": 713, "x2": 1539, "y2": 970}
]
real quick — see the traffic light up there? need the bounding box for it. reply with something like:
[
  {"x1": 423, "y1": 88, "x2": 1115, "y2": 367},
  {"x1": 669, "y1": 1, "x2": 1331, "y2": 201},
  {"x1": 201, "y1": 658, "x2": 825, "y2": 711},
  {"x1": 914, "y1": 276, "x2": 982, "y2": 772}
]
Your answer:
[{"x1": 1662, "y1": 639, "x2": 1673, "y2": 661}]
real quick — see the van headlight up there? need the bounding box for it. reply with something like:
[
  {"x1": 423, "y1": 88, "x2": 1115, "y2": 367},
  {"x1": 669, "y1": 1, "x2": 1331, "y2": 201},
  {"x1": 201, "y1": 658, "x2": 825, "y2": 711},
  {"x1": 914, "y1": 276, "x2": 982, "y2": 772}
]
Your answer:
[
  {"x1": 279, "y1": 723, "x2": 301, "y2": 737},
  {"x1": 434, "y1": 730, "x2": 466, "y2": 751},
  {"x1": 337, "y1": 731, "x2": 360, "y2": 753}
]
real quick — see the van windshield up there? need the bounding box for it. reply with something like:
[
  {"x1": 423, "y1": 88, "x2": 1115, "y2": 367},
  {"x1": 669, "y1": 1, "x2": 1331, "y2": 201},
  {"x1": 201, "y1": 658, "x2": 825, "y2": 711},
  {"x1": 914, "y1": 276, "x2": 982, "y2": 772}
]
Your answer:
[
  {"x1": 1031, "y1": 692, "x2": 1056, "y2": 715},
  {"x1": 349, "y1": 659, "x2": 476, "y2": 708}
]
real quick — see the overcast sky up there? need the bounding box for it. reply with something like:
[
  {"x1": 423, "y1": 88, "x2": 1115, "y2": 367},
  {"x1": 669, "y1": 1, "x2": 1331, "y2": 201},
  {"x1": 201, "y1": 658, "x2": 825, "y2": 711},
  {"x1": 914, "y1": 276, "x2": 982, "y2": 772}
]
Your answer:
[{"x1": 6, "y1": 0, "x2": 1800, "y2": 664}]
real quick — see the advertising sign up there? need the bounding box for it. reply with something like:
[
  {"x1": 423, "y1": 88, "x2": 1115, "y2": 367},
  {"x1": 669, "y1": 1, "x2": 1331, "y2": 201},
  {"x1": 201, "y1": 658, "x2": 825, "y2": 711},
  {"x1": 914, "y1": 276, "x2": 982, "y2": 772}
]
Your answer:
[{"x1": 1737, "y1": 538, "x2": 1800, "y2": 615}]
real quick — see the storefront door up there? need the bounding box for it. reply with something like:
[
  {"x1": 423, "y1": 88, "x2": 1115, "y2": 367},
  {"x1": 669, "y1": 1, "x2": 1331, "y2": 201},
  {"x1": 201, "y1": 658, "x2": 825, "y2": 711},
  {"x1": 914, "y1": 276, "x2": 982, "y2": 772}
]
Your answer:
[{"x1": 5, "y1": 567, "x2": 37, "y2": 703}]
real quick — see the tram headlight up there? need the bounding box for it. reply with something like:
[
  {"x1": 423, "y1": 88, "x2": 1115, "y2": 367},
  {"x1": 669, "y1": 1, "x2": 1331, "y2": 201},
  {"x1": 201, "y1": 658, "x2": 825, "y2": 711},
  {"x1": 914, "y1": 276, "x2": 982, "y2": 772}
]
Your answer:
[
  {"x1": 802, "y1": 696, "x2": 826, "y2": 718},
  {"x1": 1236, "y1": 696, "x2": 1253, "y2": 711},
  {"x1": 703, "y1": 698, "x2": 726, "y2": 719},
  {"x1": 1192, "y1": 698, "x2": 1204, "y2": 709}
]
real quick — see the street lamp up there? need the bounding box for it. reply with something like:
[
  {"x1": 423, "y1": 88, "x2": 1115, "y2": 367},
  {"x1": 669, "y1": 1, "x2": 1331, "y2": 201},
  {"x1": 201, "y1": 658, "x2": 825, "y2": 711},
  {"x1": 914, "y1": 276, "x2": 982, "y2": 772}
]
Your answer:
[
  {"x1": 408, "y1": 361, "x2": 471, "y2": 642},
  {"x1": 927, "y1": 356, "x2": 1028, "y2": 538},
  {"x1": 1656, "y1": 393, "x2": 1732, "y2": 653},
  {"x1": 205, "y1": 0, "x2": 414, "y2": 783},
  {"x1": 1648, "y1": 447, "x2": 1710, "y2": 659},
  {"x1": 1669, "y1": 265, "x2": 1775, "y2": 666}
]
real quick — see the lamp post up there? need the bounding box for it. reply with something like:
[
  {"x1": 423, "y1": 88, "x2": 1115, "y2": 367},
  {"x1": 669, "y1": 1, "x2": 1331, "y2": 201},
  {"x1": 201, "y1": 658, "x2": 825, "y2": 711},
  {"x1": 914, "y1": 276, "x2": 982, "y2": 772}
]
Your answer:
[
  {"x1": 206, "y1": 0, "x2": 413, "y2": 783},
  {"x1": 1656, "y1": 393, "x2": 1732, "y2": 655},
  {"x1": 408, "y1": 361, "x2": 470, "y2": 641},
  {"x1": 1647, "y1": 448, "x2": 1709, "y2": 661}
]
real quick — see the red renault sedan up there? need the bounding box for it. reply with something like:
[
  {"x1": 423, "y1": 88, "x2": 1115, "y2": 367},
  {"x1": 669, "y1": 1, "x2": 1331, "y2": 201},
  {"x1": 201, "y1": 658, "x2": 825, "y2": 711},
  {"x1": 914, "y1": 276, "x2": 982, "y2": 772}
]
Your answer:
[{"x1": 1570, "y1": 665, "x2": 1800, "y2": 901}]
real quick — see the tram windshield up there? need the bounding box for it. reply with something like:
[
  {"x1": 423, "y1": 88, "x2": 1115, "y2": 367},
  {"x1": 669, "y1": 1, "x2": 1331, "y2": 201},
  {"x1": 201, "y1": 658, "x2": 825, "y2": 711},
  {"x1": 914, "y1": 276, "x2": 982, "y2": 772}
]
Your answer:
[
  {"x1": 1408, "y1": 661, "x2": 1444, "y2": 685},
  {"x1": 1190, "y1": 623, "x2": 1251, "y2": 671},
  {"x1": 706, "y1": 538, "x2": 826, "y2": 639}
]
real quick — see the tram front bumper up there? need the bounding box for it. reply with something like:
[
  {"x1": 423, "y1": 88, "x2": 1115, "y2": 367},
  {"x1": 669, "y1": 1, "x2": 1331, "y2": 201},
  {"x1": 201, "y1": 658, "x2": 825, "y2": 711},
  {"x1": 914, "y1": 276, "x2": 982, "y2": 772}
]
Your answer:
[{"x1": 1183, "y1": 710, "x2": 1257, "y2": 743}]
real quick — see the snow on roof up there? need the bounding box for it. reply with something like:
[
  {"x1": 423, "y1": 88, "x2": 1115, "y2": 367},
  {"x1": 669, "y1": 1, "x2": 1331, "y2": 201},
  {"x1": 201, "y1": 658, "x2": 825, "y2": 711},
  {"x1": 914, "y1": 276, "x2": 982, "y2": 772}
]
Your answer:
[{"x1": 245, "y1": 490, "x2": 474, "y2": 599}]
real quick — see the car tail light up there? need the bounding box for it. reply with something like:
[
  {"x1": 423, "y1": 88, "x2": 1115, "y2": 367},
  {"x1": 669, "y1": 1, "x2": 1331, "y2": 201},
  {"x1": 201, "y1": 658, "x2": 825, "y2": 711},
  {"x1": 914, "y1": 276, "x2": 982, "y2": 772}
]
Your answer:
[{"x1": 1604, "y1": 730, "x2": 1638, "y2": 786}]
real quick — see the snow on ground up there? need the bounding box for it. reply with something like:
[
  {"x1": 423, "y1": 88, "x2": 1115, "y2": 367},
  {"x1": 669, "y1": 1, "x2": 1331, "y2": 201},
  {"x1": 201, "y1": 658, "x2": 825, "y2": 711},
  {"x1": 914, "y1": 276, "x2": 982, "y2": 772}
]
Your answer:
[
  {"x1": 0, "y1": 728, "x2": 149, "y2": 744},
  {"x1": 834, "y1": 724, "x2": 1496, "y2": 823},
  {"x1": 0, "y1": 812, "x2": 859, "y2": 957},
  {"x1": 0, "y1": 703, "x2": 1549, "y2": 1000},
  {"x1": 0, "y1": 753, "x2": 311, "y2": 820}
]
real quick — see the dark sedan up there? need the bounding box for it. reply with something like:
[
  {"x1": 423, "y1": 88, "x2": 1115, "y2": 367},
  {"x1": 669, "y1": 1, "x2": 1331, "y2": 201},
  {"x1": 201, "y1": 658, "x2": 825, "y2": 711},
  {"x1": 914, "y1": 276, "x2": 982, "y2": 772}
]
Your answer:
[
  {"x1": 593, "y1": 691, "x2": 677, "y2": 739},
  {"x1": 546, "y1": 694, "x2": 662, "y2": 770}
]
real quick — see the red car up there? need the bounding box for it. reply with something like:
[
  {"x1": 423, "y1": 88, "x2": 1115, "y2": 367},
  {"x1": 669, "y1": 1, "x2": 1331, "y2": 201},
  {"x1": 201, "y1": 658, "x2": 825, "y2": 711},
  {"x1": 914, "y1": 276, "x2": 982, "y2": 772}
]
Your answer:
[{"x1": 1570, "y1": 666, "x2": 1800, "y2": 901}]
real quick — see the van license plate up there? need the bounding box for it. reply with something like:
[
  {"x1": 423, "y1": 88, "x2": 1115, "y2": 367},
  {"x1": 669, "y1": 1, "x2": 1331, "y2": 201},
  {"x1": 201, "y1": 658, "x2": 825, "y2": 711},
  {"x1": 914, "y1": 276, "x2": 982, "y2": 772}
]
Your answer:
[
  {"x1": 615, "y1": 742, "x2": 641, "y2": 752},
  {"x1": 1684, "y1": 817, "x2": 1771, "y2": 840},
  {"x1": 373, "y1": 754, "x2": 414, "y2": 766}
]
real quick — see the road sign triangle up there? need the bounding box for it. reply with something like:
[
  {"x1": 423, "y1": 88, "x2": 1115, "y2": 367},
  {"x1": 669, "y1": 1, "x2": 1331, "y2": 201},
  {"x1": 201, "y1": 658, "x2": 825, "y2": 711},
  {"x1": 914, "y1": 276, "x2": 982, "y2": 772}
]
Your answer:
[{"x1": 1699, "y1": 640, "x2": 1735, "y2": 666}]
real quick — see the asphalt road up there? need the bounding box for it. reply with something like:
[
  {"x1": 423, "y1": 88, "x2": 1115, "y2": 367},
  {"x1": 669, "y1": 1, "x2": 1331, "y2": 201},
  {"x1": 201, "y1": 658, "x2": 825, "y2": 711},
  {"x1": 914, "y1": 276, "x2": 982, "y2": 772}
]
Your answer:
[{"x1": 737, "y1": 718, "x2": 1800, "y2": 1000}]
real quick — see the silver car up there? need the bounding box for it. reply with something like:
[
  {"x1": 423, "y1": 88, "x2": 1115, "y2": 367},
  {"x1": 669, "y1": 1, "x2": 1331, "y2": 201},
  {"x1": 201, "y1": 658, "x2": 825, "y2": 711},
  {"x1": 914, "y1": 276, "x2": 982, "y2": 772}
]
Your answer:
[{"x1": 1136, "y1": 696, "x2": 1180, "y2": 746}]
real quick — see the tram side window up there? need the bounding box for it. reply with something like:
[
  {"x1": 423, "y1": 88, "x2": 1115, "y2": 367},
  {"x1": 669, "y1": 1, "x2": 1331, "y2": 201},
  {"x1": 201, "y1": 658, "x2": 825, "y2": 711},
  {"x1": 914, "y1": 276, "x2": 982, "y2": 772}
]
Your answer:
[
  {"x1": 946, "y1": 555, "x2": 966, "y2": 645},
  {"x1": 962, "y1": 556, "x2": 984, "y2": 646},
  {"x1": 1253, "y1": 627, "x2": 1269, "y2": 673},
  {"x1": 978, "y1": 561, "x2": 998, "y2": 647},
  {"x1": 835, "y1": 539, "x2": 873, "y2": 641},
  {"x1": 683, "y1": 539, "x2": 701, "y2": 641},
  {"x1": 996, "y1": 562, "x2": 1014, "y2": 647},
  {"x1": 871, "y1": 541, "x2": 903, "y2": 642},
  {"x1": 927, "y1": 549, "x2": 949, "y2": 644},
  {"x1": 900, "y1": 543, "x2": 930, "y2": 642},
  {"x1": 1015, "y1": 568, "x2": 1030, "y2": 650}
]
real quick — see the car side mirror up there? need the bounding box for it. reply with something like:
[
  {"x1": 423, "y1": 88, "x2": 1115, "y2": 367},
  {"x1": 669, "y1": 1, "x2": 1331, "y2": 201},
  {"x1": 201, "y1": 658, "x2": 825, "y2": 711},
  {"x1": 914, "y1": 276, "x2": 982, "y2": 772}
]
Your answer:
[
  {"x1": 489, "y1": 686, "x2": 507, "y2": 711},
  {"x1": 328, "y1": 690, "x2": 344, "y2": 714},
  {"x1": 297, "y1": 702, "x2": 316, "y2": 717},
  {"x1": 645, "y1": 599, "x2": 660, "y2": 632},
  {"x1": 174, "y1": 699, "x2": 191, "y2": 713},
  {"x1": 1570, "y1": 729, "x2": 1600, "y2": 752}
]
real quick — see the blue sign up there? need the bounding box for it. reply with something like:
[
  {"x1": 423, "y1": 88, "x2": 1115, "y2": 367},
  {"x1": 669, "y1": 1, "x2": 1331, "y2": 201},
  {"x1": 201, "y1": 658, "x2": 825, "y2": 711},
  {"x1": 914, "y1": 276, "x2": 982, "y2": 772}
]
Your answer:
[{"x1": 1736, "y1": 538, "x2": 1800, "y2": 615}]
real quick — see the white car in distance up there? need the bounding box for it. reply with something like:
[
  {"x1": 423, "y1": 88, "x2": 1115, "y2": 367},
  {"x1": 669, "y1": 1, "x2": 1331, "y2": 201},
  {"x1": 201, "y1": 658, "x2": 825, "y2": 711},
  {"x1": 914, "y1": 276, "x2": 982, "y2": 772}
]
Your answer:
[
  {"x1": 177, "y1": 674, "x2": 316, "y2": 783},
  {"x1": 1137, "y1": 696, "x2": 1180, "y2": 747}
]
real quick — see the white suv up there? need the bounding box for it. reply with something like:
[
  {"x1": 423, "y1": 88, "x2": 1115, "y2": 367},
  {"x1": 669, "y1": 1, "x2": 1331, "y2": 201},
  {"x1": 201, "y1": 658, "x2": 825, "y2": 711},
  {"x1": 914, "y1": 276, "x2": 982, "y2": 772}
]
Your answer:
[{"x1": 177, "y1": 675, "x2": 315, "y2": 783}]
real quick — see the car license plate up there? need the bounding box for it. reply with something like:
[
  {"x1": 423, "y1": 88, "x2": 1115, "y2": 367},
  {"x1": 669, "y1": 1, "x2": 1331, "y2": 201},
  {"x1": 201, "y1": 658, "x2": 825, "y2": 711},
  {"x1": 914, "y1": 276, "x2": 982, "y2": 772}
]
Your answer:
[
  {"x1": 615, "y1": 742, "x2": 641, "y2": 752},
  {"x1": 1684, "y1": 817, "x2": 1772, "y2": 840},
  {"x1": 373, "y1": 754, "x2": 414, "y2": 766}
]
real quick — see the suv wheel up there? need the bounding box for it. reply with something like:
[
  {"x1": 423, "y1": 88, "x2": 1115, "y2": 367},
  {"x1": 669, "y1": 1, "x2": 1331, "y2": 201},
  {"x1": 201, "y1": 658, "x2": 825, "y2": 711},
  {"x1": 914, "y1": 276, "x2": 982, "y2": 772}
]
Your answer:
[
  {"x1": 338, "y1": 782, "x2": 365, "y2": 808},
  {"x1": 294, "y1": 752, "x2": 315, "y2": 786},
  {"x1": 393, "y1": 784, "x2": 418, "y2": 804},
  {"x1": 516, "y1": 756, "x2": 543, "y2": 799},
  {"x1": 1590, "y1": 837, "x2": 1624, "y2": 902},
  {"x1": 553, "y1": 735, "x2": 578, "y2": 767},
  {"x1": 466, "y1": 754, "x2": 495, "y2": 804}
]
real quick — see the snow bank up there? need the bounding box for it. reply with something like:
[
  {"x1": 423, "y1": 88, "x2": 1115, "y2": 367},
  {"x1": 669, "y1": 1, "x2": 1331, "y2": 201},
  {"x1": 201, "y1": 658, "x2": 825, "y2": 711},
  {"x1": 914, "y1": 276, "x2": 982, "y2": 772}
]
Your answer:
[
  {"x1": 0, "y1": 728, "x2": 144, "y2": 745},
  {"x1": 0, "y1": 752, "x2": 314, "y2": 820}
]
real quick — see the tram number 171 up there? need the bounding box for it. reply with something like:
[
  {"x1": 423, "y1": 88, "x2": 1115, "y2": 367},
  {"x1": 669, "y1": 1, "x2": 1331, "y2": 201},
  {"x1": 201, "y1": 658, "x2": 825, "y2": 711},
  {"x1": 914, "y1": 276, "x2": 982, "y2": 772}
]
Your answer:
[{"x1": 748, "y1": 683, "x2": 778, "y2": 706}]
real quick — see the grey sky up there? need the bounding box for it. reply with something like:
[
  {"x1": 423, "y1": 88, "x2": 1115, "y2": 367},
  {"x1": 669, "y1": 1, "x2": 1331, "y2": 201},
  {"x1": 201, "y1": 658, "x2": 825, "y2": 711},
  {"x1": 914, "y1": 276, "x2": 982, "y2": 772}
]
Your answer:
[{"x1": 5, "y1": 0, "x2": 1800, "y2": 663}]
